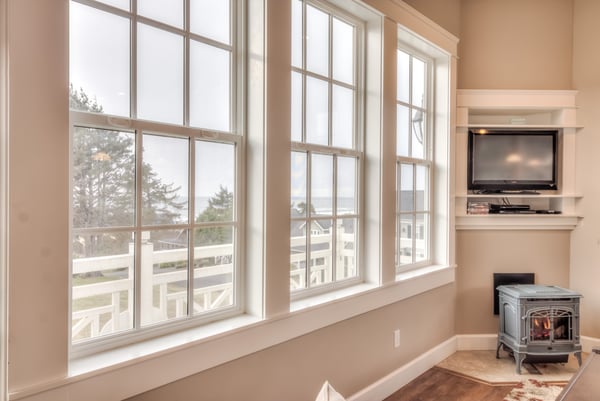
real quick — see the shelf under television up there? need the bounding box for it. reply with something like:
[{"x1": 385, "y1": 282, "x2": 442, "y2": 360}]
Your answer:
[
  {"x1": 457, "y1": 193, "x2": 583, "y2": 199},
  {"x1": 455, "y1": 214, "x2": 581, "y2": 231},
  {"x1": 457, "y1": 124, "x2": 583, "y2": 129}
]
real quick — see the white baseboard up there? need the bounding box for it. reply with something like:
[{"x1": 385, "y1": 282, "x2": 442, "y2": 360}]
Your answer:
[
  {"x1": 455, "y1": 334, "x2": 600, "y2": 354},
  {"x1": 454, "y1": 334, "x2": 600, "y2": 354},
  {"x1": 347, "y1": 333, "x2": 600, "y2": 401},
  {"x1": 347, "y1": 336, "x2": 457, "y2": 401},
  {"x1": 581, "y1": 336, "x2": 600, "y2": 353},
  {"x1": 456, "y1": 334, "x2": 497, "y2": 351}
]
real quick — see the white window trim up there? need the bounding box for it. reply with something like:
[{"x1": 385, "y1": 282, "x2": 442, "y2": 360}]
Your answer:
[
  {"x1": 290, "y1": 0, "x2": 366, "y2": 299},
  {"x1": 68, "y1": 0, "x2": 246, "y2": 358},
  {"x1": 394, "y1": 23, "x2": 454, "y2": 280},
  {"x1": 395, "y1": 47, "x2": 435, "y2": 274}
]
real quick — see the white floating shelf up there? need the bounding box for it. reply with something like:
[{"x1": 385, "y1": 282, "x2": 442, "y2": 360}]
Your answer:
[{"x1": 456, "y1": 214, "x2": 581, "y2": 231}]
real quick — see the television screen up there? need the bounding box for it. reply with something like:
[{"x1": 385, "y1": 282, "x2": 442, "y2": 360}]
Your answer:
[{"x1": 468, "y1": 129, "x2": 558, "y2": 192}]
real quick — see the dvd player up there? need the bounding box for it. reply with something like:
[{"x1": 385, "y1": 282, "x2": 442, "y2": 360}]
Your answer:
[
  {"x1": 489, "y1": 204, "x2": 530, "y2": 213},
  {"x1": 496, "y1": 209, "x2": 536, "y2": 214}
]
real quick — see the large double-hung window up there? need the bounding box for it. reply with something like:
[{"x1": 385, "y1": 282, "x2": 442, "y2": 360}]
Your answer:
[
  {"x1": 396, "y1": 48, "x2": 432, "y2": 272},
  {"x1": 69, "y1": 0, "x2": 241, "y2": 350},
  {"x1": 290, "y1": 0, "x2": 363, "y2": 295}
]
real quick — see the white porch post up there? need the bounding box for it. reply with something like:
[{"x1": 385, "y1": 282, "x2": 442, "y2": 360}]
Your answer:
[{"x1": 140, "y1": 232, "x2": 154, "y2": 326}]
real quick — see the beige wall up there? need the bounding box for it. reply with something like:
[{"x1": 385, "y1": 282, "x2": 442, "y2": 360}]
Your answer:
[
  {"x1": 453, "y1": 0, "x2": 576, "y2": 335},
  {"x1": 459, "y1": 0, "x2": 573, "y2": 89},
  {"x1": 403, "y1": 0, "x2": 461, "y2": 37},
  {"x1": 456, "y1": 231, "x2": 570, "y2": 333},
  {"x1": 128, "y1": 285, "x2": 455, "y2": 401},
  {"x1": 570, "y1": 0, "x2": 600, "y2": 337}
]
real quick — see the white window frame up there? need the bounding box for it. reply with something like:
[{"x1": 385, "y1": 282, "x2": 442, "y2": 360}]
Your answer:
[
  {"x1": 395, "y1": 46, "x2": 434, "y2": 274},
  {"x1": 290, "y1": 0, "x2": 365, "y2": 299},
  {"x1": 68, "y1": 0, "x2": 245, "y2": 357}
]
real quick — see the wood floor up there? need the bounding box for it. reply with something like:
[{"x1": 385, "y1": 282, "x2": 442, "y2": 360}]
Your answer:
[{"x1": 384, "y1": 367, "x2": 514, "y2": 401}]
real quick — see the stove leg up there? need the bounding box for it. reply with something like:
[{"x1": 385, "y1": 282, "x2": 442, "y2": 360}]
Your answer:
[
  {"x1": 514, "y1": 352, "x2": 526, "y2": 374},
  {"x1": 574, "y1": 351, "x2": 582, "y2": 367},
  {"x1": 496, "y1": 341, "x2": 502, "y2": 359}
]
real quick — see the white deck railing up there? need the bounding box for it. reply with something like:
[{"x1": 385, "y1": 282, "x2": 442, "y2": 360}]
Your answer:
[
  {"x1": 72, "y1": 233, "x2": 358, "y2": 342},
  {"x1": 72, "y1": 243, "x2": 236, "y2": 341}
]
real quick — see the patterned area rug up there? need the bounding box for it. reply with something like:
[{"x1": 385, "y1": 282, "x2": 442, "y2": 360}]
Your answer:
[{"x1": 503, "y1": 379, "x2": 564, "y2": 401}]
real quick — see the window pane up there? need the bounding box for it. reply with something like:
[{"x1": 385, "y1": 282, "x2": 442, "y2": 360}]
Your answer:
[
  {"x1": 193, "y1": 226, "x2": 234, "y2": 314},
  {"x1": 291, "y1": 71, "x2": 303, "y2": 142},
  {"x1": 398, "y1": 216, "x2": 413, "y2": 265},
  {"x1": 140, "y1": 230, "x2": 189, "y2": 326},
  {"x1": 70, "y1": 2, "x2": 130, "y2": 116},
  {"x1": 332, "y1": 84, "x2": 353, "y2": 149},
  {"x1": 142, "y1": 134, "x2": 189, "y2": 225},
  {"x1": 399, "y1": 163, "x2": 413, "y2": 212},
  {"x1": 190, "y1": 0, "x2": 230, "y2": 44},
  {"x1": 72, "y1": 127, "x2": 135, "y2": 228},
  {"x1": 291, "y1": 0, "x2": 303, "y2": 68},
  {"x1": 337, "y1": 156, "x2": 356, "y2": 215},
  {"x1": 291, "y1": 151, "x2": 307, "y2": 218},
  {"x1": 397, "y1": 50, "x2": 410, "y2": 103},
  {"x1": 195, "y1": 141, "x2": 235, "y2": 222},
  {"x1": 336, "y1": 218, "x2": 357, "y2": 280},
  {"x1": 306, "y1": 77, "x2": 329, "y2": 145},
  {"x1": 396, "y1": 105, "x2": 409, "y2": 157},
  {"x1": 415, "y1": 165, "x2": 428, "y2": 212},
  {"x1": 310, "y1": 219, "x2": 332, "y2": 286},
  {"x1": 412, "y1": 110, "x2": 425, "y2": 159},
  {"x1": 137, "y1": 23, "x2": 183, "y2": 125},
  {"x1": 415, "y1": 213, "x2": 428, "y2": 263},
  {"x1": 306, "y1": 5, "x2": 329, "y2": 77},
  {"x1": 290, "y1": 223, "x2": 307, "y2": 291},
  {"x1": 311, "y1": 154, "x2": 333, "y2": 216},
  {"x1": 290, "y1": 4, "x2": 363, "y2": 293},
  {"x1": 332, "y1": 18, "x2": 354, "y2": 84},
  {"x1": 190, "y1": 41, "x2": 231, "y2": 132},
  {"x1": 71, "y1": 231, "x2": 134, "y2": 342},
  {"x1": 412, "y1": 57, "x2": 425, "y2": 107},
  {"x1": 138, "y1": 0, "x2": 183, "y2": 29}
]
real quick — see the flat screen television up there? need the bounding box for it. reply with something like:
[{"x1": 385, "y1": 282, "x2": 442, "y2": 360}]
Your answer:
[{"x1": 468, "y1": 129, "x2": 558, "y2": 193}]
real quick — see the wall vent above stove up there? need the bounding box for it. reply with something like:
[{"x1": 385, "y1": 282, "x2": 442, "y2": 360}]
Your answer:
[{"x1": 493, "y1": 272, "x2": 535, "y2": 315}]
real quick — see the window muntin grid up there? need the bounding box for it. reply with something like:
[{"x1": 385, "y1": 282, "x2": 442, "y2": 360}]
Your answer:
[
  {"x1": 396, "y1": 48, "x2": 432, "y2": 272},
  {"x1": 290, "y1": 0, "x2": 363, "y2": 295},
  {"x1": 69, "y1": 0, "x2": 241, "y2": 350}
]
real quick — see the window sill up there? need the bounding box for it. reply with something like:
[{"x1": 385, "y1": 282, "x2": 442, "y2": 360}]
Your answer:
[
  {"x1": 290, "y1": 282, "x2": 379, "y2": 312},
  {"x1": 11, "y1": 264, "x2": 455, "y2": 401},
  {"x1": 396, "y1": 263, "x2": 454, "y2": 281},
  {"x1": 69, "y1": 314, "x2": 263, "y2": 377}
]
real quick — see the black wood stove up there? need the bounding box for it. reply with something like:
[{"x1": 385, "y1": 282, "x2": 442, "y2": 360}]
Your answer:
[{"x1": 496, "y1": 284, "x2": 582, "y2": 374}]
